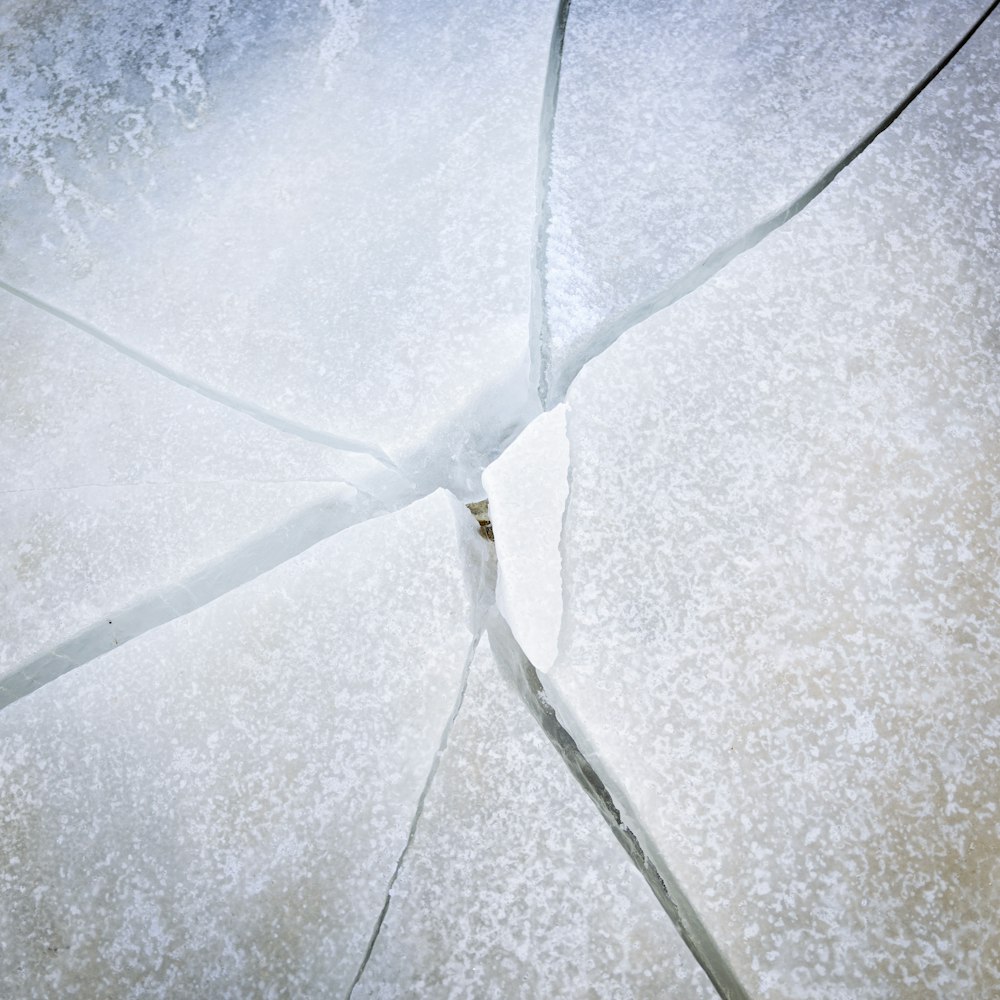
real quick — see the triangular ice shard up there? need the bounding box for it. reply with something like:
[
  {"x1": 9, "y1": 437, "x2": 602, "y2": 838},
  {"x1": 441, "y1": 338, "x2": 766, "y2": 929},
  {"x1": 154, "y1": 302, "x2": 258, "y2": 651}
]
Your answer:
[
  {"x1": 0, "y1": 490, "x2": 477, "y2": 998},
  {"x1": 482, "y1": 405, "x2": 570, "y2": 673},
  {"x1": 539, "y1": 0, "x2": 987, "y2": 401},
  {"x1": 551, "y1": 13, "x2": 1000, "y2": 998}
]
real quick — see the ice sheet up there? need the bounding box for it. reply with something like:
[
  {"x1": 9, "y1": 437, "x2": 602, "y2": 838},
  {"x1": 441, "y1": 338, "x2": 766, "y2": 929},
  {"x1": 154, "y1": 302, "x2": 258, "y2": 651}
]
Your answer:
[
  {"x1": 0, "y1": 0, "x2": 556, "y2": 479},
  {"x1": 0, "y1": 292, "x2": 398, "y2": 678},
  {"x1": 353, "y1": 635, "x2": 716, "y2": 999},
  {"x1": 0, "y1": 490, "x2": 478, "y2": 999},
  {"x1": 482, "y1": 405, "x2": 569, "y2": 672},
  {"x1": 551, "y1": 14, "x2": 1000, "y2": 998},
  {"x1": 540, "y1": 0, "x2": 988, "y2": 400}
]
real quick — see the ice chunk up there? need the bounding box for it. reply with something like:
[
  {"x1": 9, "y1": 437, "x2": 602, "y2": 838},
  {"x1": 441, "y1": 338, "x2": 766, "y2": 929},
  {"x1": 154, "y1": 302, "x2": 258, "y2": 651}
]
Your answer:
[
  {"x1": 0, "y1": 0, "x2": 556, "y2": 479},
  {"x1": 482, "y1": 405, "x2": 569, "y2": 672},
  {"x1": 353, "y1": 633, "x2": 717, "y2": 999},
  {"x1": 551, "y1": 16, "x2": 1000, "y2": 999},
  {"x1": 0, "y1": 490, "x2": 478, "y2": 999},
  {"x1": 540, "y1": 0, "x2": 987, "y2": 400},
  {"x1": 0, "y1": 292, "x2": 401, "y2": 681}
]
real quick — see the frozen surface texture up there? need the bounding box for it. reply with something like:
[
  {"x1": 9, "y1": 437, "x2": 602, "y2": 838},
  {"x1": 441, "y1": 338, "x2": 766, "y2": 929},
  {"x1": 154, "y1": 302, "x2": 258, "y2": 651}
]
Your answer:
[
  {"x1": 0, "y1": 0, "x2": 555, "y2": 481},
  {"x1": 0, "y1": 491, "x2": 478, "y2": 999},
  {"x1": 539, "y1": 0, "x2": 987, "y2": 399},
  {"x1": 482, "y1": 405, "x2": 569, "y2": 672},
  {"x1": 354, "y1": 637, "x2": 716, "y2": 1000},
  {"x1": 0, "y1": 292, "x2": 394, "y2": 679},
  {"x1": 552, "y1": 15, "x2": 1000, "y2": 999}
]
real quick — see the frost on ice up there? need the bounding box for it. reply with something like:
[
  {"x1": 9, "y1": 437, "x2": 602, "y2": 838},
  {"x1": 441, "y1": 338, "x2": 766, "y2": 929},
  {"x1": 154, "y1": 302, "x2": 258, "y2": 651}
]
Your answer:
[
  {"x1": 0, "y1": 492, "x2": 477, "y2": 998},
  {"x1": 538, "y1": 0, "x2": 987, "y2": 400},
  {"x1": 549, "y1": 13, "x2": 1000, "y2": 998},
  {"x1": 2, "y1": 0, "x2": 1000, "y2": 997}
]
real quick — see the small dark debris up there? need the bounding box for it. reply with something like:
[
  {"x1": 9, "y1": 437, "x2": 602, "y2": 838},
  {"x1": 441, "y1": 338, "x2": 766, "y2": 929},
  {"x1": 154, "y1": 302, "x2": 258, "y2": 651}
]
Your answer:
[{"x1": 466, "y1": 499, "x2": 494, "y2": 542}]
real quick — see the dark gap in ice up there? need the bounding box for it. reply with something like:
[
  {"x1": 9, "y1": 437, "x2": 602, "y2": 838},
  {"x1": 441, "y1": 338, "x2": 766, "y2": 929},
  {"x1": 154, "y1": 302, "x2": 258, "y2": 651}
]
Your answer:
[
  {"x1": 528, "y1": 0, "x2": 573, "y2": 405},
  {"x1": 0, "y1": 488, "x2": 405, "y2": 710},
  {"x1": 346, "y1": 630, "x2": 483, "y2": 999},
  {"x1": 0, "y1": 277, "x2": 405, "y2": 474},
  {"x1": 487, "y1": 609, "x2": 751, "y2": 1000},
  {"x1": 541, "y1": 0, "x2": 1000, "y2": 405}
]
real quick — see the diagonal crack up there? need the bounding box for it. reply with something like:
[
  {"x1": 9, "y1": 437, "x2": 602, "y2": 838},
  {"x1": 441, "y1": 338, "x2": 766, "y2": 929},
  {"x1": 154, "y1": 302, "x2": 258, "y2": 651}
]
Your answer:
[
  {"x1": 541, "y1": 0, "x2": 1000, "y2": 405},
  {"x1": 528, "y1": 0, "x2": 572, "y2": 404},
  {"x1": 0, "y1": 277, "x2": 404, "y2": 474},
  {"x1": 487, "y1": 608, "x2": 750, "y2": 1000},
  {"x1": 345, "y1": 628, "x2": 483, "y2": 999},
  {"x1": 0, "y1": 484, "x2": 421, "y2": 709}
]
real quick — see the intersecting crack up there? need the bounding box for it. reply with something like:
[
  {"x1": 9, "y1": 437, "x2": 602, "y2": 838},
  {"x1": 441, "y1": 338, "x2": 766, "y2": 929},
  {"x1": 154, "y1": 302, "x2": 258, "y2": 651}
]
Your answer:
[
  {"x1": 0, "y1": 277, "x2": 405, "y2": 475},
  {"x1": 537, "y1": 0, "x2": 1000, "y2": 405}
]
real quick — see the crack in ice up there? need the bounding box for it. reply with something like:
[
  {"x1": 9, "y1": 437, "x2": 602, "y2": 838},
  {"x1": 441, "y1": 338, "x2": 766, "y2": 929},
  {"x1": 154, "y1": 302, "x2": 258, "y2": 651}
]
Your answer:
[
  {"x1": 346, "y1": 629, "x2": 484, "y2": 999},
  {"x1": 0, "y1": 487, "x2": 420, "y2": 709},
  {"x1": 0, "y1": 277, "x2": 405, "y2": 475},
  {"x1": 528, "y1": 0, "x2": 573, "y2": 405},
  {"x1": 540, "y1": 0, "x2": 1000, "y2": 405}
]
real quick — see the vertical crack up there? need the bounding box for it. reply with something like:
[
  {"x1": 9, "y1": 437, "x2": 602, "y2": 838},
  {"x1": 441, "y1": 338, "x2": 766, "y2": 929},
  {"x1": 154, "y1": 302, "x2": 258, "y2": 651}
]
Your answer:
[
  {"x1": 0, "y1": 277, "x2": 405, "y2": 474},
  {"x1": 528, "y1": 0, "x2": 572, "y2": 407},
  {"x1": 543, "y1": 0, "x2": 1000, "y2": 405},
  {"x1": 345, "y1": 629, "x2": 483, "y2": 999},
  {"x1": 487, "y1": 609, "x2": 750, "y2": 1000}
]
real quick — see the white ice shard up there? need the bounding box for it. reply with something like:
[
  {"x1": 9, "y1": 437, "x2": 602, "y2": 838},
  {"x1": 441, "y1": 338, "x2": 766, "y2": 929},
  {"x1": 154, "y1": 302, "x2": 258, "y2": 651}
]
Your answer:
[
  {"x1": 550, "y1": 14, "x2": 1000, "y2": 999},
  {"x1": 482, "y1": 405, "x2": 569, "y2": 672},
  {"x1": 0, "y1": 490, "x2": 479, "y2": 999},
  {"x1": 539, "y1": 0, "x2": 987, "y2": 400},
  {"x1": 0, "y1": 0, "x2": 556, "y2": 483},
  {"x1": 0, "y1": 291, "x2": 400, "y2": 684},
  {"x1": 353, "y1": 632, "x2": 717, "y2": 999}
]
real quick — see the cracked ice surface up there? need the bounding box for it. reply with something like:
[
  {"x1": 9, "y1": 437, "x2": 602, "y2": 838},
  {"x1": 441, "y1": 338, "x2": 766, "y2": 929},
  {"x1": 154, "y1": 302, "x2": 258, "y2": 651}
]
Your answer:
[
  {"x1": 0, "y1": 491, "x2": 477, "y2": 999},
  {"x1": 0, "y1": 292, "x2": 400, "y2": 681},
  {"x1": 353, "y1": 635, "x2": 716, "y2": 999},
  {"x1": 539, "y1": 0, "x2": 988, "y2": 400},
  {"x1": 0, "y1": 0, "x2": 554, "y2": 481},
  {"x1": 550, "y1": 13, "x2": 1000, "y2": 999}
]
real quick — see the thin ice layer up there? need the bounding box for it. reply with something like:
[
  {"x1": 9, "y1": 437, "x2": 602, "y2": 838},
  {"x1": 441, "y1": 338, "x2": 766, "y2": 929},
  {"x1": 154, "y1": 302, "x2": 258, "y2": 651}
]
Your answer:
[
  {"x1": 552, "y1": 15, "x2": 1000, "y2": 999},
  {"x1": 353, "y1": 635, "x2": 716, "y2": 1000},
  {"x1": 0, "y1": 490, "x2": 478, "y2": 999},
  {"x1": 0, "y1": 292, "x2": 397, "y2": 676},
  {"x1": 540, "y1": 0, "x2": 986, "y2": 399},
  {"x1": 0, "y1": 0, "x2": 555, "y2": 475},
  {"x1": 482, "y1": 405, "x2": 569, "y2": 672}
]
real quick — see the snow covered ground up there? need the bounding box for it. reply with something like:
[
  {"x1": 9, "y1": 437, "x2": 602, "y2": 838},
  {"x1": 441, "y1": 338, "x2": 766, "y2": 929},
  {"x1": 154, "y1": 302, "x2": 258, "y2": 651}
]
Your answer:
[{"x1": 2, "y1": 1, "x2": 998, "y2": 996}]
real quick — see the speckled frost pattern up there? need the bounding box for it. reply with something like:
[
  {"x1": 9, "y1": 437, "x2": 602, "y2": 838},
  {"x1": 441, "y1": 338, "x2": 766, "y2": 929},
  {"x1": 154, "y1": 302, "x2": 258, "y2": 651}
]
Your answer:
[
  {"x1": 541, "y1": 0, "x2": 986, "y2": 396},
  {"x1": 0, "y1": 0, "x2": 555, "y2": 465},
  {"x1": 353, "y1": 638, "x2": 717, "y2": 1000},
  {"x1": 0, "y1": 292, "x2": 379, "y2": 674},
  {"x1": 0, "y1": 491, "x2": 477, "y2": 999},
  {"x1": 552, "y1": 16, "x2": 1000, "y2": 999}
]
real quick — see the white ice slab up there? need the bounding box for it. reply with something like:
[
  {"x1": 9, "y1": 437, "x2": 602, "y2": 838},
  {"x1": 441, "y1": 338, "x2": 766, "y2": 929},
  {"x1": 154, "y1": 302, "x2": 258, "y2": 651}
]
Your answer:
[
  {"x1": 0, "y1": 292, "x2": 395, "y2": 678},
  {"x1": 353, "y1": 634, "x2": 716, "y2": 999},
  {"x1": 482, "y1": 405, "x2": 569, "y2": 672},
  {"x1": 0, "y1": 0, "x2": 556, "y2": 478},
  {"x1": 0, "y1": 490, "x2": 478, "y2": 999},
  {"x1": 540, "y1": 0, "x2": 987, "y2": 400},
  {"x1": 551, "y1": 16, "x2": 1000, "y2": 999}
]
